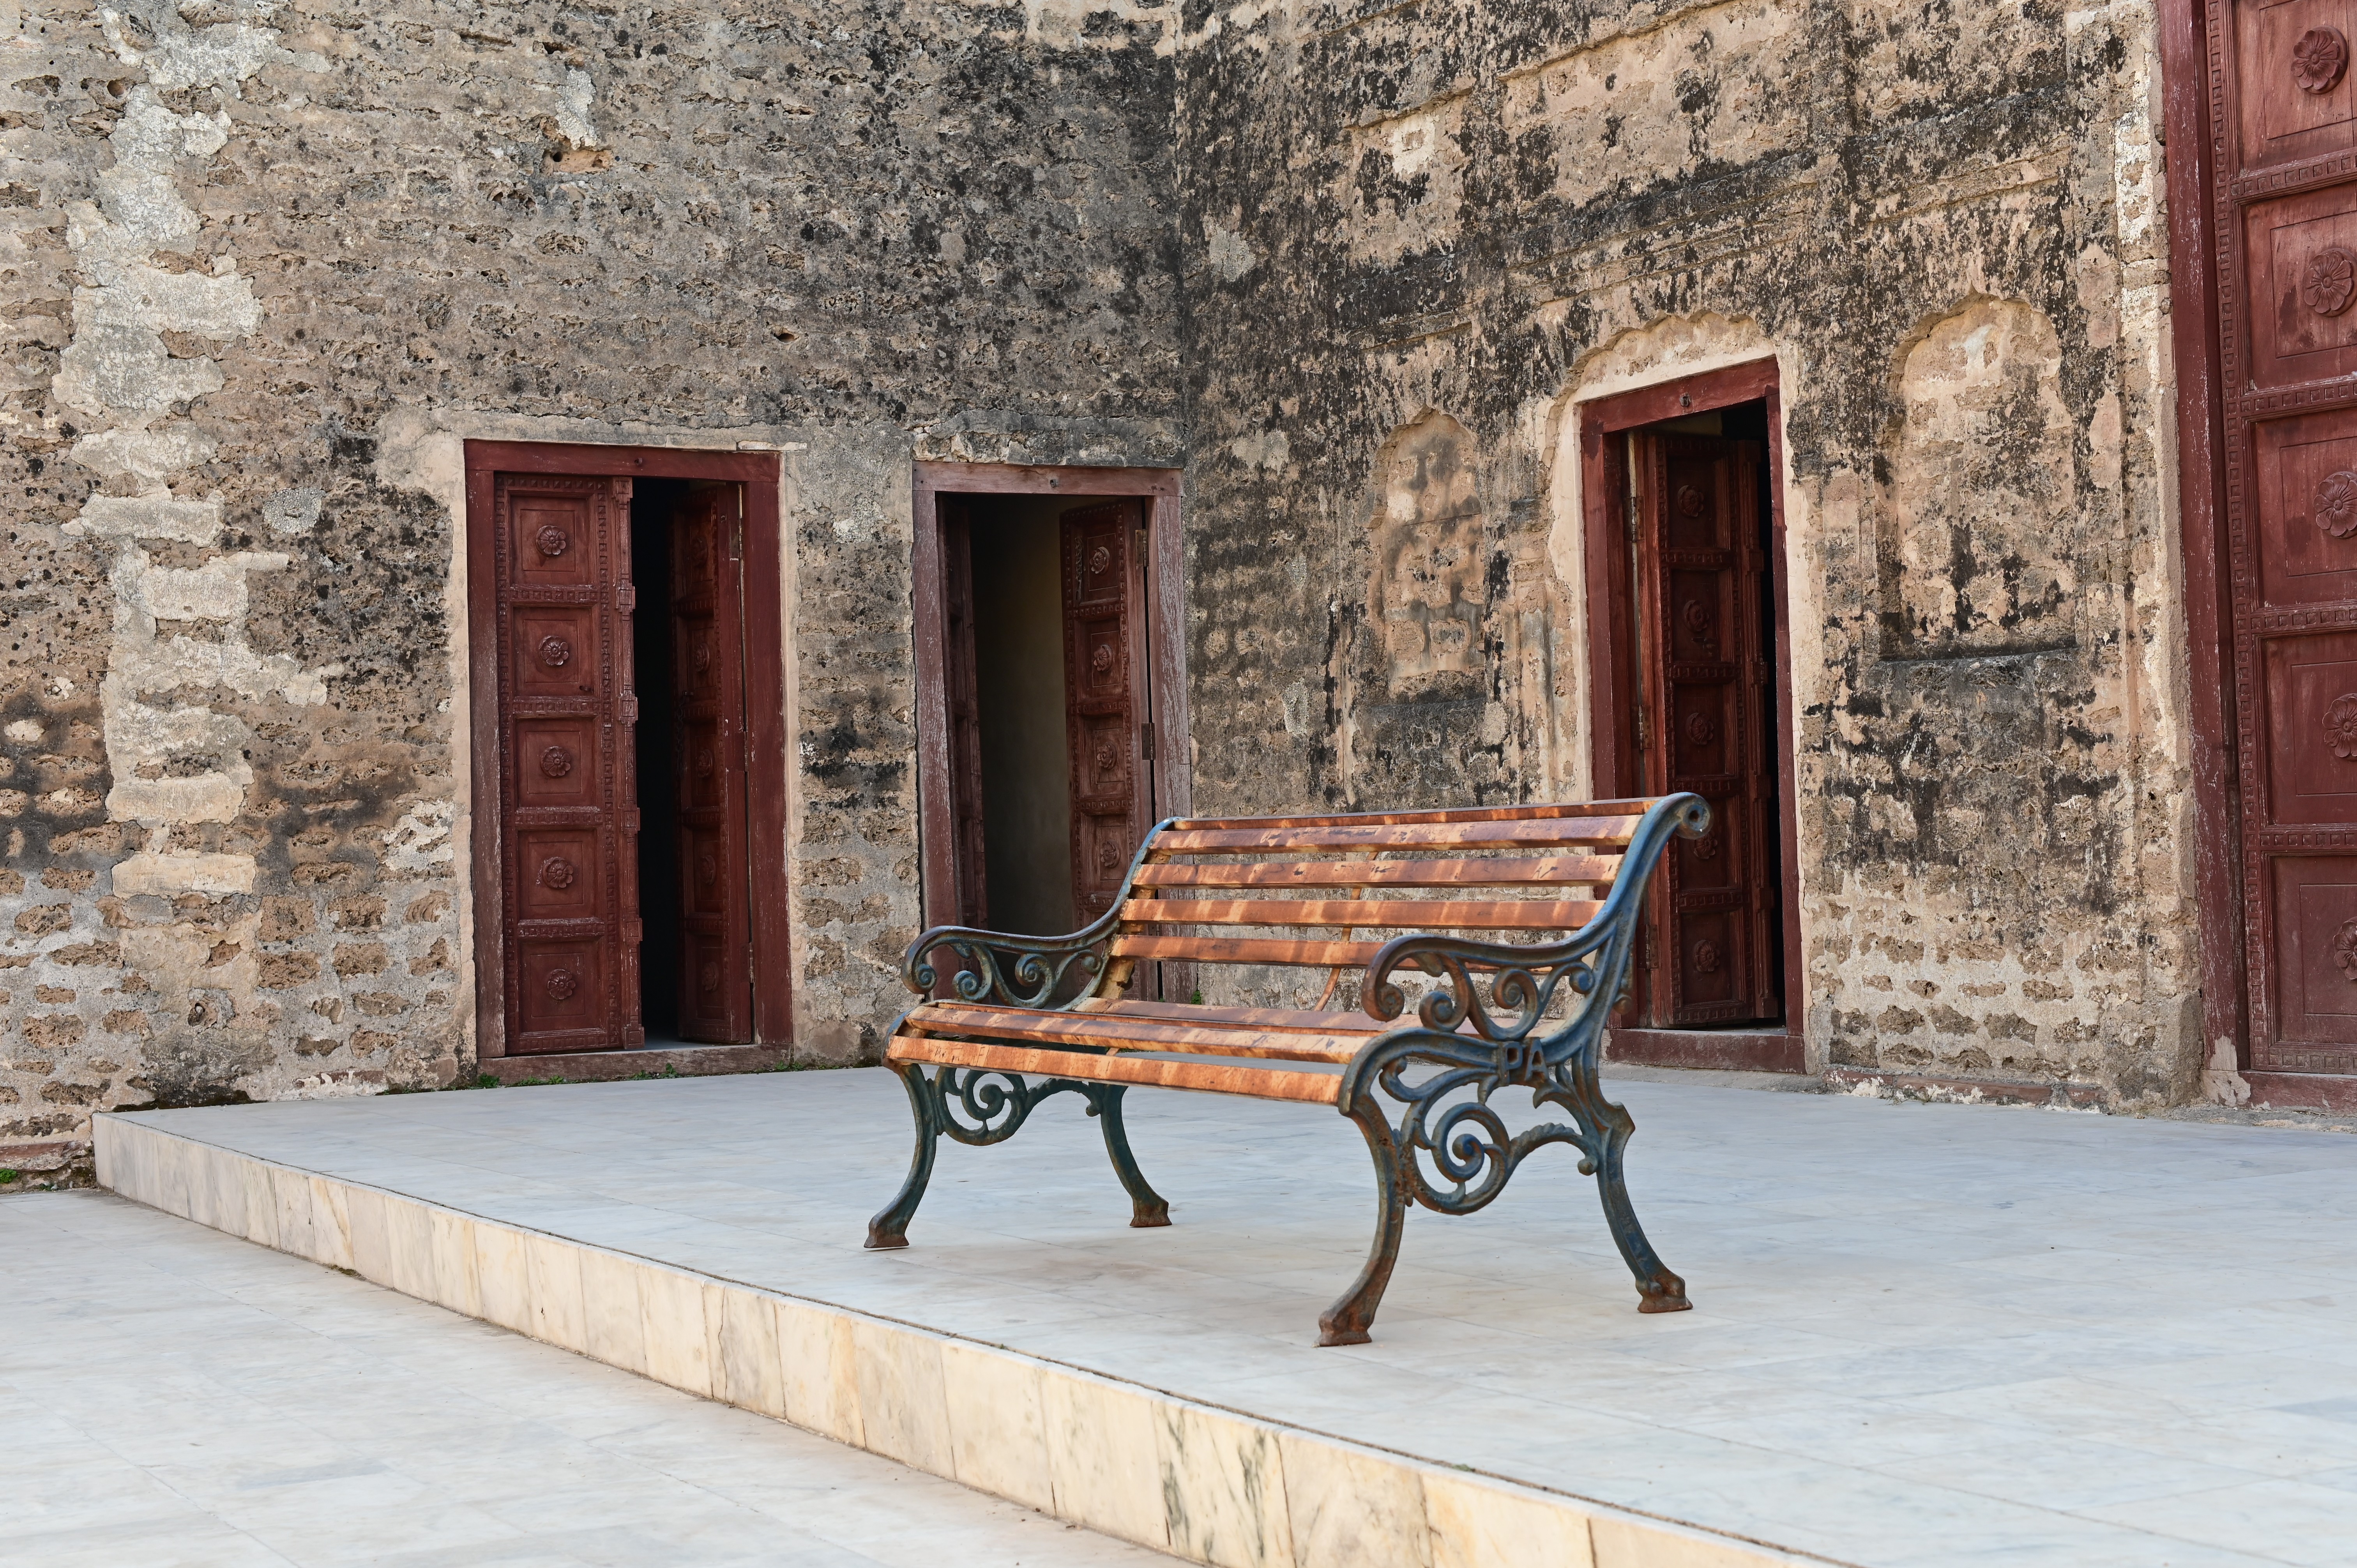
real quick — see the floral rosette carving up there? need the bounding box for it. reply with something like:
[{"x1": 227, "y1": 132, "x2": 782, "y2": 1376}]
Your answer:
[
  {"x1": 2296, "y1": 26, "x2": 2350, "y2": 95},
  {"x1": 2337, "y1": 920, "x2": 2357, "y2": 982},
  {"x1": 2318, "y1": 471, "x2": 2357, "y2": 539},
  {"x1": 2304, "y1": 246, "x2": 2357, "y2": 318},
  {"x1": 2329, "y1": 694, "x2": 2357, "y2": 761}
]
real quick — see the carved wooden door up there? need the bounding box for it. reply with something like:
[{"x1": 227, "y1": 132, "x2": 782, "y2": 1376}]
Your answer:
[
  {"x1": 2219, "y1": 0, "x2": 2357, "y2": 1071},
  {"x1": 940, "y1": 497, "x2": 990, "y2": 926},
  {"x1": 1062, "y1": 501, "x2": 1154, "y2": 922},
  {"x1": 1629, "y1": 434, "x2": 1780, "y2": 1027},
  {"x1": 670, "y1": 484, "x2": 753, "y2": 1043},
  {"x1": 494, "y1": 474, "x2": 642, "y2": 1054}
]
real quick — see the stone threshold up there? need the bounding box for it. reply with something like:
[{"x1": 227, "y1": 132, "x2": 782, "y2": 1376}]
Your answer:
[
  {"x1": 1606, "y1": 1028, "x2": 1805, "y2": 1075},
  {"x1": 92, "y1": 1111, "x2": 1822, "y2": 1568},
  {"x1": 476, "y1": 1041, "x2": 793, "y2": 1085}
]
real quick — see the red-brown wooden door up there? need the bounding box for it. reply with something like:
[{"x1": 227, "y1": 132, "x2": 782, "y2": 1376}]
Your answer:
[
  {"x1": 2217, "y1": 0, "x2": 2357, "y2": 1071},
  {"x1": 1630, "y1": 434, "x2": 1780, "y2": 1027},
  {"x1": 671, "y1": 484, "x2": 754, "y2": 1043},
  {"x1": 940, "y1": 497, "x2": 990, "y2": 927},
  {"x1": 494, "y1": 474, "x2": 643, "y2": 1054},
  {"x1": 1061, "y1": 501, "x2": 1154, "y2": 921}
]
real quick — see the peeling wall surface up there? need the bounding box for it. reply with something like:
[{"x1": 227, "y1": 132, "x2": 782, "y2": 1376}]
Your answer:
[
  {"x1": 0, "y1": 0, "x2": 2199, "y2": 1164},
  {"x1": 1172, "y1": 0, "x2": 2194, "y2": 1103}
]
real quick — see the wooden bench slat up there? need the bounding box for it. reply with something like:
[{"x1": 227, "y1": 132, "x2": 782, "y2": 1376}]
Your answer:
[
  {"x1": 1151, "y1": 817, "x2": 1642, "y2": 855},
  {"x1": 1118, "y1": 897, "x2": 1605, "y2": 931},
  {"x1": 910, "y1": 1002, "x2": 1365, "y2": 1063},
  {"x1": 1108, "y1": 934, "x2": 1386, "y2": 968},
  {"x1": 888, "y1": 1034, "x2": 1345, "y2": 1104},
  {"x1": 1082, "y1": 999, "x2": 1391, "y2": 1034},
  {"x1": 1169, "y1": 800, "x2": 1659, "y2": 830},
  {"x1": 1131, "y1": 855, "x2": 1622, "y2": 890}
]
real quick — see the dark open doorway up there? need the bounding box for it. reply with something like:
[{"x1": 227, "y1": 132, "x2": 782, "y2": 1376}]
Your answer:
[
  {"x1": 1581, "y1": 364, "x2": 1804, "y2": 1074},
  {"x1": 937, "y1": 491, "x2": 1152, "y2": 934},
  {"x1": 464, "y1": 441, "x2": 792, "y2": 1066},
  {"x1": 910, "y1": 463, "x2": 1189, "y2": 985},
  {"x1": 629, "y1": 479, "x2": 754, "y2": 1045}
]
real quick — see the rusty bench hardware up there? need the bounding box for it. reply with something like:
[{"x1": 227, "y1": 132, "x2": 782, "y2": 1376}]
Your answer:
[{"x1": 863, "y1": 793, "x2": 1710, "y2": 1344}]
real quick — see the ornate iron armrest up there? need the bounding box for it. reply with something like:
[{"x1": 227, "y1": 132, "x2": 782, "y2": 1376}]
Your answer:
[
  {"x1": 902, "y1": 913, "x2": 1124, "y2": 1010},
  {"x1": 901, "y1": 819, "x2": 1179, "y2": 1010},
  {"x1": 1358, "y1": 793, "x2": 1712, "y2": 1055}
]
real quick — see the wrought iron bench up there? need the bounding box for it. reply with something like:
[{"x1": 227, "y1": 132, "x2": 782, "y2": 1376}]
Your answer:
[{"x1": 864, "y1": 793, "x2": 1710, "y2": 1344}]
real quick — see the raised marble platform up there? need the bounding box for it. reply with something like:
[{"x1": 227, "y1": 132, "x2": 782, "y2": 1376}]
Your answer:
[{"x1": 95, "y1": 1068, "x2": 2357, "y2": 1568}]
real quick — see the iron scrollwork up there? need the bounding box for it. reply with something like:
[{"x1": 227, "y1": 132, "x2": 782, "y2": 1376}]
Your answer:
[
  {"x1": 867, "y1": 828, "x2": 1180, "y2": 1251},
  {"x1": 866, "y1": 798, "x2": 1709, "y2": 1346},
  {"x1": 1316, "y1": 793, "x2": 1713, "y2": 1334},
  {"x1": 934, "y1": 1065, "x2": 1080, "y2": 1145},
  {"x1": 865, "y1": 1048, "x2": 1171, "y2": 1248},
  {"x1": 906, "y1": 927, "x2": 1112, "y2": 1009}
]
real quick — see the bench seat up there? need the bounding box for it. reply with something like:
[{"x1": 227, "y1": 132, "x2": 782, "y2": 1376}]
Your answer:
[{"x1": 865, "y1": 793, "x2": 1710, "y2": 1344}]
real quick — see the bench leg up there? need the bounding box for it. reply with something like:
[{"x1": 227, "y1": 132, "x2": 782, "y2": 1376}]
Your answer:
[
  {"x1": 1318, "y1": 1096, "x2": 1409, "y2": 1346},
  {"x1": 1579, "y1": 1076, "x2": 1690, "y2": 1314},
  {"x1": 864, "y1": 1061, "x2": 938, "y2": 1250},
  {"x1": 1085, "y1": 1085, "x2": 1171, "y2": 1228}
]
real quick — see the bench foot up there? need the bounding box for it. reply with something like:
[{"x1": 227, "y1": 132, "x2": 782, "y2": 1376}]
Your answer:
[
  {"x1": 1087, "y1": 1085, "x2": 1173, "y2": 1228},
  {"x1": 1317, "y1": 1095, "x2": 1408, "y2": 1346},
  {"x1": 1571, "y1": 1061, "x2": 1691, "y2": 1314},
  {"x1": 865, "y1": 1059, "x2": 938, "y2": 1250}
]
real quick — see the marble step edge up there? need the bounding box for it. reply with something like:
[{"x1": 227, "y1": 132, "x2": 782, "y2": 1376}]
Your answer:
[{"x1": 91, "y1": 1111, "x2": 1829, "y2": 1568}]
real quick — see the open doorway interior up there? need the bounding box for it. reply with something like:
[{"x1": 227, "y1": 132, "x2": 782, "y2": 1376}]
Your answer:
[
  {"x1": 1620, "y1": 399, "x2": 1786, "y2": 1029},
  {"x1": 939, "y1": 493, "x2": 1154, "y2": 938},
  {"x1": 630, "y1": 479, "x2": 754, "y2": 1046}
]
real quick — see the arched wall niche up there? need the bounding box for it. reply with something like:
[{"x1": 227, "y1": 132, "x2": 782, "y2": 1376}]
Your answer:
[
  {"x1": 1328, "y1": 406, "x2": 1574, "y2": 814},
  {"x1": 1878, "y1": 295, "x2": 2077, "y2": 658}
]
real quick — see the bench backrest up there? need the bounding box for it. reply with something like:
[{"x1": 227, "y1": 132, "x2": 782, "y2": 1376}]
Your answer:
[{"x1": 1103, "y1": 798, "x2": 1666, "y2": 981}]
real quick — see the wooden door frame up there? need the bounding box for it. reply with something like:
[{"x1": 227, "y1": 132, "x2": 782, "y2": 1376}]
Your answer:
[
  {"x1": 1578, "y1": 359, "x2": 1806, "y2": 1074},
  {"x1": 2159, "y1": 0, "x2": 2249, "y2": 1082},
  {"x1": 465, "y1": 440, "x2": 792, "y2": 1058},
  {"x1": 911, "y1": 462, "x2": 1189, "y2": 930}
]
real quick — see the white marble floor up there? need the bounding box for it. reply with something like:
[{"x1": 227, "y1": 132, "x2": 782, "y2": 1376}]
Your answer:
[
  {"x1": 105, "y1": 1068, "x2": 2357, "y2": 1566},
  {"x1": 0, "y1": 1189, "x2": 1175, "y2": 1568}
]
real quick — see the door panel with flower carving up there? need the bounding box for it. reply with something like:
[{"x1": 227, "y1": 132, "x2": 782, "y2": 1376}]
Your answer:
[
  {"x1": 494, "y1": 473, "x2": 643, "y2": 1055},
  {"x1": 2221, "y1": 0, "x2": 2357, "y2": 1070},
  {"x1": 1062, "y1": 501, "x2": 1153, "y2": 922}
]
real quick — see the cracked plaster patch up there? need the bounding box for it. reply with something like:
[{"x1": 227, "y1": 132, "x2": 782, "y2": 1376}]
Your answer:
[{"x1": 58, "y1": 4, "x2": 329, "y2": 889}]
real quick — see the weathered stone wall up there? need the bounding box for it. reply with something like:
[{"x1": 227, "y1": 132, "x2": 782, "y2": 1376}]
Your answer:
[
  {"x1": 0, "y1": 0, "x2": 2213, "y2": 1142},
  {"x1": 2, "y1": 0, "x2": 1181, "y2": 1171},
  {"x1": 1170, "y1": 0, "x2": 2198, "y2": 1102}
]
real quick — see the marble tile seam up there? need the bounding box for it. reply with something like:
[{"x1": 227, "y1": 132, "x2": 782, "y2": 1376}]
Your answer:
[{"x1": 90, "y1": 1112, "x2": 1838, "y2": 1568}]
